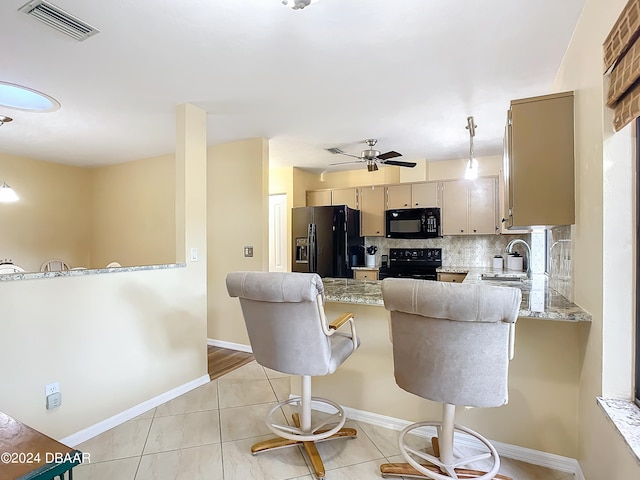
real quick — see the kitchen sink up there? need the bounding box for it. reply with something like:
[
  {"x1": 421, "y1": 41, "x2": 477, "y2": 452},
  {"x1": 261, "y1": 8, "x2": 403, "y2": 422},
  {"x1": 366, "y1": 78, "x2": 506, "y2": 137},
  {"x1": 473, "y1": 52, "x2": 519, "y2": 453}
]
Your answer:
[{"x1": 480, "y1": 274, "x2": 524, "y2": 282}]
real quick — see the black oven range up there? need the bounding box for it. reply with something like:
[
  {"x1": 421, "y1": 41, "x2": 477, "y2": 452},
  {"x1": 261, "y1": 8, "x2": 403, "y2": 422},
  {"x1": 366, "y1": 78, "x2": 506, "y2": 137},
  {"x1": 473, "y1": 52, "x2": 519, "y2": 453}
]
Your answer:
[{"x1": 378, "y1": 248, "x2": 442, "y2": 281}]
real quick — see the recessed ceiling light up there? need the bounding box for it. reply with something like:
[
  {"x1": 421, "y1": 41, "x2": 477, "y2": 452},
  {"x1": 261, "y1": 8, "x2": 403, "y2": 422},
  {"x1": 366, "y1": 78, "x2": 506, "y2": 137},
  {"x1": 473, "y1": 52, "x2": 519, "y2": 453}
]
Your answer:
[{"x1": 0, "y1": 81, "x2": 60, "y2": 112}]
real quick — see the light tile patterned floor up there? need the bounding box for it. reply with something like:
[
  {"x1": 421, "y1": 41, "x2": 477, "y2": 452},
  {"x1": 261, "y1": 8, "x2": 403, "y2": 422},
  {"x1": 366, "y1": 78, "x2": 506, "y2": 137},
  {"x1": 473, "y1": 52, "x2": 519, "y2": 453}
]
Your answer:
[{"x1": 74, "y1": 361, "x2": 575, "y2": 480}]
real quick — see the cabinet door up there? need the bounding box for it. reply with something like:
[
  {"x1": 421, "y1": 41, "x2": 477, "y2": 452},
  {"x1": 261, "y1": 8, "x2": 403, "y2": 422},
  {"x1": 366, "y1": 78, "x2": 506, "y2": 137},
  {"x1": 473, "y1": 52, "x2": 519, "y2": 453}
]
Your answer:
[
  {"x1": 359, "y1": 186, "x2": 385, "y2": 236},
  {"x1": 386, "y1": 184, "x2": 412, "y2": 209},
  {"x1": 508, "y1": 91, "x2": 574, "y2": 228},
  {"x1": 441, "y1": 180, "x2": 468, "y2": 235},
  {"x1": 306, "y1": 190, "x2": 331, "y2": 206},
  {"x1": 468, "y1": 177, "x2": 497, "y2": 234},
  {"x1": 331, "y1": 188, "x2": 358, "y2": 210},
  {"x1": 412, "y1": 182, "x2": 439, "y2": 207},
  {"x1": 354, "y1": 269, "x2": 378, "y2": 280},
  {"x1": 437, "y1": 272, "x2": 467, "y2": 283}
]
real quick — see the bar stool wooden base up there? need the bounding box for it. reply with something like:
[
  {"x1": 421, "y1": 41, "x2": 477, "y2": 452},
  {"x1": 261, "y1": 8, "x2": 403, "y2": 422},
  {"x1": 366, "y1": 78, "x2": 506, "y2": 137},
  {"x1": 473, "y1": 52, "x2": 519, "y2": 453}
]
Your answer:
[
  {"x1": 251, "y1": 413, "x2": 357, "y2": 480},
  {"x1": 380, "y1": 462, "x2": 512, "y2": 479}
]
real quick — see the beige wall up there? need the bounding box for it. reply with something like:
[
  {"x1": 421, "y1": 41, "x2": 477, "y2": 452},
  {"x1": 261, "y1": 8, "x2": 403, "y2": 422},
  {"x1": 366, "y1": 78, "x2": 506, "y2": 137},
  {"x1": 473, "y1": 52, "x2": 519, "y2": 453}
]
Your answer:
[
  {"x1": 90, "y1": 155, "x2": 176, "y2": 268},
  {"x1": 552, "y1": 0, "x2": 640, "y2": 477},
  {"x1": 0, "y1": 104, "x2": 209, "y2": 441},
  {"x1": 292, "y1": 167, "x2": 323, "y2": 207},
  {"x1": 0, "y1": 154, "x2": 91, "y2": 272},
  {"x1": 207, "y1": 138, "x2": 269, "y2": 343},
  {"x1": 317, "y1": 166, "x2": 401, "y2": 189},
  {"x1": 0, "y1": 152, "x2": 176, "y2": 271},
  {"x1": 428, "y1": 155, "x2": 502, "y2": 181},
  {"x1": 0, "y1": 268, "x2": 206, "y2": 439}
]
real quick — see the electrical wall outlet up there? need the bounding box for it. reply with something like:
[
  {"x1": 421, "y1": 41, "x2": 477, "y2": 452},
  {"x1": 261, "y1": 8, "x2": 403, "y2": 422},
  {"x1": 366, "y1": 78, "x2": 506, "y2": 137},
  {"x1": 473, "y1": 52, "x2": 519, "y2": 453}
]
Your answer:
[
  {"x1": 244, "y1": 246, "x2": 253, "y2": 257},
  {"x1": 45, "y1": 382, "x2": 59, "y2": 396}
]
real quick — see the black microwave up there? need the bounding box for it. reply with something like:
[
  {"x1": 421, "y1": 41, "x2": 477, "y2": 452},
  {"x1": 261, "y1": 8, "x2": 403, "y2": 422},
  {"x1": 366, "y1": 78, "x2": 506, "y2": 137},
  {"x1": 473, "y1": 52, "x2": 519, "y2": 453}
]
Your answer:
[{"x1": 385, "y1": 207, "x2": 441, "y2": 239}]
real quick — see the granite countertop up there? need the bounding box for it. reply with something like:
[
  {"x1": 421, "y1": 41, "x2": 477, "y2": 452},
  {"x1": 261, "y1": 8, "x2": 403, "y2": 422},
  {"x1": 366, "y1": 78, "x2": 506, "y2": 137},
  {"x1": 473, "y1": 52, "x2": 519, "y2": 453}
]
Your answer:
[
  {"x1": 323, "y1": 278, "x2": 384, "y2": 306},
  {"x1": 323, "y1": 266, "x2": 592, "y2": 322},
  {"x1": 0, "y1": 263, "x2": 184, "y2": 281}
]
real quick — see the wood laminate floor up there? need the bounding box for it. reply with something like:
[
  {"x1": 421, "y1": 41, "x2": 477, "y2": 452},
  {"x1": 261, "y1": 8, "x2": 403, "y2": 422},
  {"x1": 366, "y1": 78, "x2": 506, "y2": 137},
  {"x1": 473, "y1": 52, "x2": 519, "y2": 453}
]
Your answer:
[{"x1": 207, "y1": 345, "x2": 254, "y2": 380}]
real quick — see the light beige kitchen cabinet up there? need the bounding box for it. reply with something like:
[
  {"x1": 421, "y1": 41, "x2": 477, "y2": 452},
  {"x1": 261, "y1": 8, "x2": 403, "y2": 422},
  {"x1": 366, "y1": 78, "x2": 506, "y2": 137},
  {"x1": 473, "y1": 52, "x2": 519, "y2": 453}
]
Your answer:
[
  {"x1": 306, "y1": 190, "x2": 331, "y2": 206},
  {"x1": 359, "y1": 186, "x2": 385, "y2": 236},
  {"x1": 331, "y1": 188, "x2": 358, "y2": 210},
  {"x1": 354, "y1": 268, "x2": 379, "y2": 280},
  {"x1": 437, "y1": 272, "x2": 467, "y2": 283},
  {"x1": 411, "y1": 182, "x2": 439, "y2": 207},
  {"x1": 504, "y1": 91, "x2": 574, "y2": 229},
  {"x1": 441, "y1": 177, "x2": 498, "y2": 235},
  {"x1": 386, "y1": 182, "x2": 439, "y2": 209},
  {"x1": 386, "y1": 184, "x2": 412, "y2": 209}
]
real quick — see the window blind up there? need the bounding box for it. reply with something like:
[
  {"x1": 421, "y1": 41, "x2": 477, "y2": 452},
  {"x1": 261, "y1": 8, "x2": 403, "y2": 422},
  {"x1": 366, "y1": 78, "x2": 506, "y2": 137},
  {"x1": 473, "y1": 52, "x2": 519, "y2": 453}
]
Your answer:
[{"x1": 604, "y1": 0, "x2": 640, "y2": 131}]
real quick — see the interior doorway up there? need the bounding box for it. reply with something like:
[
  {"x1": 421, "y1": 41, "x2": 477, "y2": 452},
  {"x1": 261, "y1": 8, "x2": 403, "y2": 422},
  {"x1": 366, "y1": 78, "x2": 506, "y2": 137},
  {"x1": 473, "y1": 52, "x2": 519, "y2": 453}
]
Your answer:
[{"x1": 269, "y1": 194, "x2": 288, "y2": 272}]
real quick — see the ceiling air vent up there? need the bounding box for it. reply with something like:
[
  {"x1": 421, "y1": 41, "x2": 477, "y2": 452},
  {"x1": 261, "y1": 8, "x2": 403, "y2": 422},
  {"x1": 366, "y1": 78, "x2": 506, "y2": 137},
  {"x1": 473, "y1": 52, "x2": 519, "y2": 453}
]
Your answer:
[{"x1": 19, "y1": 0, "x2": 99, "y2": 41}]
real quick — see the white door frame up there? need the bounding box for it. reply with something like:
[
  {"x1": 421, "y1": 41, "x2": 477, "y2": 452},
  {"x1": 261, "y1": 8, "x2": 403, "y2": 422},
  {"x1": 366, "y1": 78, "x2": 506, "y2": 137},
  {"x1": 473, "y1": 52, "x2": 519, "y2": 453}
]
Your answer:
[{"x1": 269, "y1": 194, "x2": 288, "y2": 272}]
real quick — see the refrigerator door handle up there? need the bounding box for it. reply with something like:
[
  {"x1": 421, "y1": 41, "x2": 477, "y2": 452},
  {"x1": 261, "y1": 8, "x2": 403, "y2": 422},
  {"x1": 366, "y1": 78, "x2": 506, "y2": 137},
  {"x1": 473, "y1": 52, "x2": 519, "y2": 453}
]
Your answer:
[{"x1": 308, "y1": 223, "x2": 316, "y2": 273}]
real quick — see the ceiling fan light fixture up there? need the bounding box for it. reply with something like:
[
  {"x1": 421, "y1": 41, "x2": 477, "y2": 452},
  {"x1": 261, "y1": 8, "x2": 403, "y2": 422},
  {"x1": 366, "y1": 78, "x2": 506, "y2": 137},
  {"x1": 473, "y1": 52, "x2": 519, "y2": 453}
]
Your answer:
[
  {"x1": 464, "y1": 116, "x2": 479, "y2": 180},
  {"x1": 282, "y1": 0, "x2": 319, "y2": 10},
  {"x1": 0, "y1": 179, "x2": 19, "y2": 203}
]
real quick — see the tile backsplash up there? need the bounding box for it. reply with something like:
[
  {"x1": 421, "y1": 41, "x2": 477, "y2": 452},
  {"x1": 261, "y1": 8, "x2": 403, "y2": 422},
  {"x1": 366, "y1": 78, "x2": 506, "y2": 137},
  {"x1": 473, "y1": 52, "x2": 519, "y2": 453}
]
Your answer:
[
  {"x1": 364, "y1": 234, "x2": 530, "y2": 268},
  {"x1": 546, "y1": 225, "x2": 572, "y2": 300}
]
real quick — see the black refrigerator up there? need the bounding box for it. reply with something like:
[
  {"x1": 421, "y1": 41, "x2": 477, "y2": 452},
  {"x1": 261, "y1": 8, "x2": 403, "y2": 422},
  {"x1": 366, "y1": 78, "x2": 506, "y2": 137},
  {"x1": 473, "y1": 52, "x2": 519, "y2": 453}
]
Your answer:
[{"x1": 292, "y1": 205, "x2": 364, "y2": 278}]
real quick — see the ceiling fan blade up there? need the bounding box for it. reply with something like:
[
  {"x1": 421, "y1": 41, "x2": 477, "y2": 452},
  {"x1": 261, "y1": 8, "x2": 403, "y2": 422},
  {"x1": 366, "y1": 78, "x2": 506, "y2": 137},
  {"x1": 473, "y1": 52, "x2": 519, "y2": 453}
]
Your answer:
[
  {"x1": 329, "y1": 160, "x2": 364, "y2": 166},
  {"x1": 382, "y1": 160, "x2": 417, "y2": 168},
  {"x1": 377, "y1": 150, "x2": 402, "y2": 160},
  {"x1": 326, "y1": 148, "x2": 362, "y2": 159}
]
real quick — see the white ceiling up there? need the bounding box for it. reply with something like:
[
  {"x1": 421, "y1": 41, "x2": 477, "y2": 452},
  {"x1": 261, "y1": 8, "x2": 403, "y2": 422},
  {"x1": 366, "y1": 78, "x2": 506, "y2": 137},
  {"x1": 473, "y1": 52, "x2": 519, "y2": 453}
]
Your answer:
[{"x1": 0, "y1": 0, "x2": 585, "y2": 173}]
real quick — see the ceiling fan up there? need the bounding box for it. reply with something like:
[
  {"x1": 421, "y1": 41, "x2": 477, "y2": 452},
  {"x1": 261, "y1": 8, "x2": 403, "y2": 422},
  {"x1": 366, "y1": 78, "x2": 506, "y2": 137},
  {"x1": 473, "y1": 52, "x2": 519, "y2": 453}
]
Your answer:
[{"x1": 326, "y1": 139, "x2": 417, "y2": 172}]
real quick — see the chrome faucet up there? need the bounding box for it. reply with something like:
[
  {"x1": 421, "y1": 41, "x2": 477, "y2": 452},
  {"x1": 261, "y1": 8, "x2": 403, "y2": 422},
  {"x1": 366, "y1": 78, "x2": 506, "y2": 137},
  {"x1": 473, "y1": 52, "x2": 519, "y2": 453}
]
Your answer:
[{"x1": 505, "y1": 238, "x2": 532, "y2": 279}]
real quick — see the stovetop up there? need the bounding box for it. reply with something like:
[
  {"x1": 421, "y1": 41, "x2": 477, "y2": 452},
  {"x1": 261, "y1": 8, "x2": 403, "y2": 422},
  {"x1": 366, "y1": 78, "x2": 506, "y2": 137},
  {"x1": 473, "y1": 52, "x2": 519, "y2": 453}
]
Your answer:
[{"x1": 388, "y1": 248, "x2": 442, "y2": 267}]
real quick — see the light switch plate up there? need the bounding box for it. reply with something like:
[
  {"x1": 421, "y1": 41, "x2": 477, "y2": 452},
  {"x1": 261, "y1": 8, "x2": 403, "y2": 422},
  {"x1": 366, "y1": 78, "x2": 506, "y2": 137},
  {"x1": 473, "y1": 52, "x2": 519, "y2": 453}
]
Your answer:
[
  {"x1": 244, "y1": 246, "x2": 253, "y2": 257},
  {"x1": 190, "y1": 247, "x2": 198, "y2": 262}
]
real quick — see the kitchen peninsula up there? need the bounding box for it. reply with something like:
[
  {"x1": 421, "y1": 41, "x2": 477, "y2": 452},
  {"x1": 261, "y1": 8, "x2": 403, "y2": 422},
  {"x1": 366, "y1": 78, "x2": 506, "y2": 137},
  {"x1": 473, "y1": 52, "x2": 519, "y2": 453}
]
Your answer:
[
  {"x1": 304, "y1": 271, "x2": 590, "y2": 461},
  {"x1": 323, "y1": 267, "x2": 591, "y2": 322}
]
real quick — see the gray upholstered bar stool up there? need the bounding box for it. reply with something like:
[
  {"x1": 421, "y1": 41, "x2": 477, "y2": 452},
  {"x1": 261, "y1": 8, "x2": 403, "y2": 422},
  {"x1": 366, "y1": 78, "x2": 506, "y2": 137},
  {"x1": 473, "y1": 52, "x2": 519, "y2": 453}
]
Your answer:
[
  {"x1": 226, "y1": 271, "x2": 360, "y2": 480},
  {"x1": 379, "y1": 278, "x2": 522, "y2": 480}
]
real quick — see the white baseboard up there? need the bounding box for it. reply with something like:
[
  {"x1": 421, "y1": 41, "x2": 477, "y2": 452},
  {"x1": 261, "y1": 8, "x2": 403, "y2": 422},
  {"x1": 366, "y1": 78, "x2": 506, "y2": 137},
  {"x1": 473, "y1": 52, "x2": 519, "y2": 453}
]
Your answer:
[
  {"x1": 307, "y1": 398, "x2": 584, "y2": 477},
  {"x1": 207, "y1": 338, "x2": 252, "y2": 353},
  {"x1": 61, "y1": 374, "x2": 210, "y2": 447}
]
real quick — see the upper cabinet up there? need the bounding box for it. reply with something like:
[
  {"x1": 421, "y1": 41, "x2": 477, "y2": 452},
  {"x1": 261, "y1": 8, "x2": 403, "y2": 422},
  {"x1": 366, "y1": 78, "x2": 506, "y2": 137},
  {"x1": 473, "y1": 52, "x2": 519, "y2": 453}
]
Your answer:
[
  {"x1": 306, "y1": 190, "x2": 331, "y2": 207},
  {"x1": 386, "y1": 184, "x2": 411, "y2": 209},
  {"x1": 504, "y1": 91, "x2": 575, "y2": 229},
  {"x1": 441, "y1": 177, "x2": 498, "y2": 235},
  {"x1": 359, "y1": 186, "x2": 385, "y2": 236},
  {"x1": 331, "y1": 188, "x2": 358, "y2": 210},
  {"x1": 411, "y1": 182, "x2": 439, "y2": 208},
  {"x1": 386, "y1": 182, "x2": 439, "y2": 209}
]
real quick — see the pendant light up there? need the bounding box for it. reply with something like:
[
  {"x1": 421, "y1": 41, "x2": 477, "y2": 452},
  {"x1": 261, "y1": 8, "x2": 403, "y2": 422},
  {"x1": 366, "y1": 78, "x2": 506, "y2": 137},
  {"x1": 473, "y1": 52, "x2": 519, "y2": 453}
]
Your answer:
[
  {"x1": 465, "y1": 116, "x2": 479, "y2": 180},
  {"x1": 0, "y1": 179, "x2": 18, "y2": 203}
]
